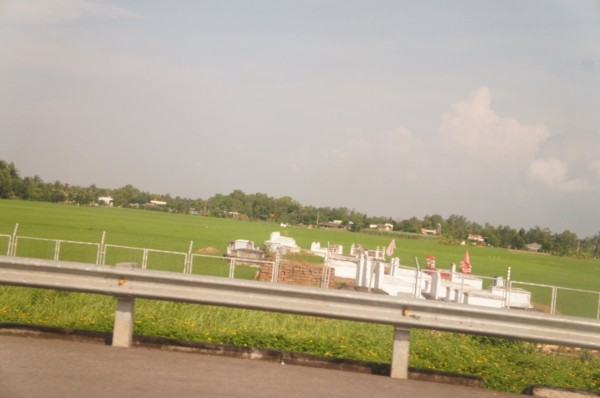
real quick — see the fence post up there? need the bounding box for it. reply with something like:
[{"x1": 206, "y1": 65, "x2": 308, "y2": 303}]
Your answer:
[
  {"x1": 97, "y1": 231, "x2": 106, "y2": 265},
  {"x1": 321, "y1": 250, "x2": 329, "y2": 288},
  {"x1": 142, "y1": 249, "x2": 148, "y2": 270},
  {"x1": 391, "y1": 326, "x2": 410, "y2": 379},
  {"x1": 54, "y1": 241, "x2": 61, "y2": 261},
  {"x1": 505, "y1": 267, "x2": 512, "y2": 308},
  {"x1": 373, "y1": 261, "x2": 383, "y2": 290},
  {"x1": 458, "y1": 273, "x2": 465, "y2": 303},
  {"x1": 228, "y1": 257, "x2": 236, "y2": 279},
  {"x1": 9, "y1": 223, "x2": 19, "y2": 256},
  {"x1": 551, "y1": 286, "x2": 558, "y2": 315},
  {"x1": 272, "y1": 250, "x2": 281, "y2": 283},
  {"x1": 355, "y1": 254, "x2": 364, "y2": 287},
  {"x1": 413, "y1": 262, "x2": 421, "y2": 298},
  {"x1": 186, "y1": 241, "x2": 194, "y2": 274}
]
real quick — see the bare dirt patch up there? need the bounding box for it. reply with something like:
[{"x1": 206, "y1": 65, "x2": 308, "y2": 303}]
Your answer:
[{"x1": 197, "y1": 247, "x2": 220, "y2": 254}]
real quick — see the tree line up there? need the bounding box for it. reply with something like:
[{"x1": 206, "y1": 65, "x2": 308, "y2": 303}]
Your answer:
[{"x1": 1, "y1": 160, "x2": 598, "y2": 258}]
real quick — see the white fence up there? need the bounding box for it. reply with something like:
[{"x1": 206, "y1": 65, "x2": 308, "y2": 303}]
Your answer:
[
  {"x1": 1, "y1": 224, "x2": 279, "y2": 282},
  {"x1": 510, "y1": 280, "x2": 600, "y2": 319}
]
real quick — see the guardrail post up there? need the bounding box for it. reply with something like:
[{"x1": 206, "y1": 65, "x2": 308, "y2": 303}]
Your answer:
[
  {"x1": 113, "y1": 296, "x2": 135, "y2": 348},
  {"x1": 391, "y1": 326, "x2": 410, "y2": 379},
  {"x1": 112, "y1": 263, "x2": 137, "y2": 348}
]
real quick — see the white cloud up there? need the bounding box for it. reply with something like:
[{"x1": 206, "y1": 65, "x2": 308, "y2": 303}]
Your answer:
[
  {"x1": 528, "y1": 131, "x2": 600, "y2": 193},
  {"x1": 277, "y1": 127, "x2": 421, "y2": 189},
  {"x1": 318, "y1": 127, "x2": 421, "y2": 172},
  {"x1": 439, "y1": 86, "x2": 549, "y2": 165},
  {"x1": 334, "y1": 128, "x2": 418, "y2": 160},
  {"x1": 529, "y1": 158, "x2": 589, "y2": 192},
  {"x1": 374, "y1": 128, "x2": 415, "y2": 156},
  {"x1": 0, "y1": 0, "x2": 141, "y2": 25}
]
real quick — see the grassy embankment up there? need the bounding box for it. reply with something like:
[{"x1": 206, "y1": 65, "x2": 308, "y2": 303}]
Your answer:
[{"x1": 0, "y1": 200, "x2": 598, "y2": 392}]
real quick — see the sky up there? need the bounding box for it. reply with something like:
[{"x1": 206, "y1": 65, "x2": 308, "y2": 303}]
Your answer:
[{"x1": 1, "y1": 0, "x2": 599, "y2": 237}]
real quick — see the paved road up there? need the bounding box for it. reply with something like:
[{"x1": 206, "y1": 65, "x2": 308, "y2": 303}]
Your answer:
[{"x1": 0, "y1": 334, "x2": 522, "y2": 398}]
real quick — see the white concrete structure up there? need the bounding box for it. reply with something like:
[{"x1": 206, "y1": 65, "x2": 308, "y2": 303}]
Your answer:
[
  {"x1": 321, "y1": 249, "x2": 533, "y2": 310},
  {"x1": 264, "y1": 232, "x2": 300, "y2": 254},
  {"x1": 226, "y1": 239, "x2": 265, "y2": 261},
  {"x1": 310, "y1": 242, "x2": 343, "y2": 258}
]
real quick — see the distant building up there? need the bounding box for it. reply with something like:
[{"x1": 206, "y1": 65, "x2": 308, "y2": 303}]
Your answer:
[
  {"x1": 369, "y1": 223, "x2": 394, "y2": 231},
  {"x1": 526, "y1": 243, "x2": 542, "y2": 252},
  {"x1": 467, "y1": 234, "x2": 485, "y2": 245},
  {"x1": 98, "y1": 196, "x2": 113, "y2": 207},
  {"x1": 319, "y1": 220, "x2": 345, "y2": 229}
]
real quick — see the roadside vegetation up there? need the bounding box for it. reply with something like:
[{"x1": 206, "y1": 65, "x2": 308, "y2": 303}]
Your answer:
[{"x1": 0, "y1": 287, "x2": 598, "y2": 393}]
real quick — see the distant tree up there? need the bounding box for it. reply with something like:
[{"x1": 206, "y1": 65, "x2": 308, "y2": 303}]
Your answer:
[
  {"x1": 0, "y1": 161, "x2": 20, "y2": 198},
  {"x1": 422, "y1": 214, "x2": 444, "y2": 232},
  {"x1": 274, "y1": 196, "x2": 302, "y2": 223},
  {"x1": 525, "y1": 226, "x2": 554, "y2": 251},
  {"x1": 113, "y1": 184, "x2": 149, "y2": 207},
  {"x1": 297, "y1": 205, "x2": 318, "y2": 225},
  {"x1": 445, "y1": 214, "x2": 470, "y2": 239},
  {"x1": 48, "y1": 180, "x2": 66, "y2": 202},
  {"x1": 69, "y1": 185, "x2": 95, "y2": 204},
  {"x1": 403, "y1": 216, "x2": 421, "y2": 233},
  {"x1": 552, "y1": 230, "x2": 579, "y2": 256},
  {"x1": 583, "y1": 233, "x2": 600, "y2": 258},
  {"x1": 250, "y1": 193, "x2": 273, "y2": 221},
  {"x1": 0, "y1": 167, "x2": 12, "y2": 198},
  {"x1": 347, "y1": 210, "x2": 368, "y2": 231},
  {"x1": 481, "y1": 223, "x2": 500, "y2": 247}
]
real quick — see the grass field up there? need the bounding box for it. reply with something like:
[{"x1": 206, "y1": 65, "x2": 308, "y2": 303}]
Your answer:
[
  {"x1": 1, "y1": 200, "x2": 599, "y2": 315},
  {"x1": 1, "y1": 200, "x2": 599, "y2": 392}
]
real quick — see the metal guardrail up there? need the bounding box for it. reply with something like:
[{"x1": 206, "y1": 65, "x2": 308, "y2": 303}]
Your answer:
[{"x1": 1, "y1": 255, "x2": 599, "y2": 379}]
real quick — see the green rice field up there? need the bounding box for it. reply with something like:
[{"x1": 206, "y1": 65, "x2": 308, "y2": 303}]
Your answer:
[
  {"x1": 0, "y1": 200, "x2": 599, "y2": 393},
  {"x1": 1, "y1": 200, "x2": 598, "y2": 316}
]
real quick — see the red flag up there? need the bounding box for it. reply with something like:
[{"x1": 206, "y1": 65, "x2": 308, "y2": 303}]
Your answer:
[
  {"x1": 461, "y1": 250, "x2": 471, "y2": 274},
  {"x1": 386, "y1": 239, "x2": 396, "y2": 257}
]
